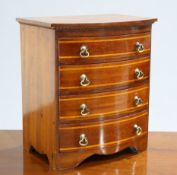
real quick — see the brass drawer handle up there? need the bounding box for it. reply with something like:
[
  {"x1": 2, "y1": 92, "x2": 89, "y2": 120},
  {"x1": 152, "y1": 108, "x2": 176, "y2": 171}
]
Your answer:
[
  {"x1": 80, "y1": 74, "x2": 90, "y2": 87},
  {"x1": 136, "y1": 42, "x2": 144, "y2": 53},
  {"x1": 80, "y1": 104, "x2": 89, "y2": 116},
  {"x1": 135, "y1": 68, "x2": 144, "y2": 79},
  {"x1": 80, "y1": 45, "x2": 89, "y2": 58},
  {"x1": 134, "y1": 96, "x2": 143, "y2": 106},
  {"x1": 134, "y1": 124, "x2": 142, "y2": 135},
  {"x1": 79, "y1": 134, "x2": 88, "y2": 146}
]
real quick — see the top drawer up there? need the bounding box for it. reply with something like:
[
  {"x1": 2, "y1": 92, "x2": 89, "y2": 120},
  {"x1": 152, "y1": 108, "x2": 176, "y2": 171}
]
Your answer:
[{"x1": 58, "y1": 33, "x2": 151, "y2": 65}]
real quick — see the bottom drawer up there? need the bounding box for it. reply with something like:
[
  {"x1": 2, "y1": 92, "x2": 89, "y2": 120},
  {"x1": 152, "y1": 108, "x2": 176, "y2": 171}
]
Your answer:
[{"x1": 59, "y1": 111, "x2": 148, "y2": 152}]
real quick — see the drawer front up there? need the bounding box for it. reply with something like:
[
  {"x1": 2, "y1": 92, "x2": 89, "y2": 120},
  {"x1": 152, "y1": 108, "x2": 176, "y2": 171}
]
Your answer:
[
  {"x1": 60, "y1": 86, "x2": 149, "y2": 121},
  {"x1": 60, "y1": 58, "x2": 150, "y2": 95},
  {"x1": 59, "y1": 33, "x2": 151, "y2": 64},
  {"x1": 59, "y1": 112, "x2": 148, "y2": 152}
]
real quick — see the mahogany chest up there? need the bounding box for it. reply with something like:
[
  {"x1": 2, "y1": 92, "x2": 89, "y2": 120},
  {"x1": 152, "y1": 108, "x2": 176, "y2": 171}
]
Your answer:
[{"x1": 17, "y1": 14, "x2": 157, "y2": 170}]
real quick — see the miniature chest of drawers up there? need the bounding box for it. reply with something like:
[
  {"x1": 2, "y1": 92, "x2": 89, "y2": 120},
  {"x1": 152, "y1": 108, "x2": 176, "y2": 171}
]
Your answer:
[{"x1": 17, "y1": 14, "x2": 157, "y2": 170}]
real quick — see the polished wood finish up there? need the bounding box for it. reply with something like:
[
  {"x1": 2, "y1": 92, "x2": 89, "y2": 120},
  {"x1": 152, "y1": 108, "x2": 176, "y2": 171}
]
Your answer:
[
  {"x1": 56, "y1": 134, "x2": 148, "y2": 169},
  {"x1": 1, "y1": 131, "x2": 177, "y2": 175},
  {"x1": 17, "y1": 14, "x2": 157, "y2": 29},
  {"x1": 59, "y1": 112, "x2": 148, "y2": 152},
  {"x1": 20, "y1": 24, "x2": 58, "y2": 167},
  {"x1": 60, "y1": 86, "x2": 149, "y2": 120},
  {"x1": 57, "y1": 25, "x2": 152, "y2": 38},
  {"x1": 17, "y1": 14, "x2": 156, "y2": 170},
  {"x1": 59, "y1": 33, "x2": 151, "y2": 64},
  {"x1": 60, "y1": 58, "x2": 150, "y2": 94}
]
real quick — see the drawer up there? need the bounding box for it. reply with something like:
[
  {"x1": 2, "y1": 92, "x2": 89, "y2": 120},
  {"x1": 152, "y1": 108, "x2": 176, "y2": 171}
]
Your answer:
[
  {"x1": 60, "y1": 58, "x2": 150, "y2": 95},
  {"x1": 58, "y1": 33, "x2": 151, "y2": 64},
  {"x1": 60, "y1": 85, "x2": 149, "y2": 121},
  {"x1": 59, "y1": 112, "x2": 148, "y2": 152}
]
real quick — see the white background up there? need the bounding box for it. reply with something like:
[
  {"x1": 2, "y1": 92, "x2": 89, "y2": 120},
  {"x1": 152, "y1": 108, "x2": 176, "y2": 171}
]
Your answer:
[{"x1": 0, "y1": 0, "x2": 176, "y2": 131}]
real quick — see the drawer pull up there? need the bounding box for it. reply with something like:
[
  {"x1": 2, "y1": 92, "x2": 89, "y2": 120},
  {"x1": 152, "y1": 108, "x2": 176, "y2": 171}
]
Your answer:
[
  {"x1": 80, "y1": 74, "x2": 90, "y2": 87},
  {"x1": 80, "y1": 45, "x2": 89, "y2": 58},
  {"x1": 134, "y1": 96, "x2": 143, "y2": 106},
  {"x1": 136, "y1": 42, "x2": 144, "y2": 53},
  {"x1": 79, "y1": 134, "x2": 88, "y2": 146},
  {"x1": 80, "y1": 104, "x2": 89, "y2": 116},
  {"x1": 133, "y1": 124, "x2": 142, "y2": 135},
  {"x1": 135, "y1": 68, "x2": 144, "y2": 79}
]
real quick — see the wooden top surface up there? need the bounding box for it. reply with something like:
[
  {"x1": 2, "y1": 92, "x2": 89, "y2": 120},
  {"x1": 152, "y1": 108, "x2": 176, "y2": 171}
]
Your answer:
[
  {"x1": 0, "y1": 131, "x2": 176, "y2": 175},
  {"x1": 17, "y1": 14, "x2": 157, "y2": 29}
]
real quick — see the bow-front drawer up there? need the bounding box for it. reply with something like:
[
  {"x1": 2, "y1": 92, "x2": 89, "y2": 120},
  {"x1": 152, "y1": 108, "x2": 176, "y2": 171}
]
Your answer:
[
  {"x1": 58, "y1": 33, "x2": 151, "y2": 65},
  {"x1": 18, "y1": 14, "x2": 157, "y2": 170},
  {"x1": 59, "y1": 85, "x2": 149, "y2": 122},
  {"x1": 60, "y1": 58, "x2": 150, "y2": 95},
  {"x1": 59, "y1": 111, "x2": 148, "y2": 152}
]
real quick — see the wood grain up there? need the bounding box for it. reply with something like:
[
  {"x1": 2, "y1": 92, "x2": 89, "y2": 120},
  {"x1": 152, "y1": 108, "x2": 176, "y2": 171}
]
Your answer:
[
  {"x1": 16, "y1": 14, "x2": 157, "y2": 29},
  {"x1": 59, "y1": 112, "x2": 148, "y2": 152},
  {"x1": 59, "y1": 86, "x2": 149, "y2": 120},
  {"x1": 57, "y1": 25, "x2": 153, "y2": 39},
  {"x1": 59, "y1": 33, "x2": 151, "y2": 60},
  {"x1": 0, "y1": 131, "x2": 176, "y2": 175},
  {"x1": 60, "y1": 58, "x2": 150, "y2": 95},
  {"x1": 18, "y1": 14, "x2": 157, "y2": 170},
  {"x1": 20, "y1": 24, "x2": 58, "y2": 168}
]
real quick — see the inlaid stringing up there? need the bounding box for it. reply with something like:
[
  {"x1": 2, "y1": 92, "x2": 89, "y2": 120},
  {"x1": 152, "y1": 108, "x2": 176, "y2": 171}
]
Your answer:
[{"x1": 17, "y1": 14, "x2": 157, "y2": 170}]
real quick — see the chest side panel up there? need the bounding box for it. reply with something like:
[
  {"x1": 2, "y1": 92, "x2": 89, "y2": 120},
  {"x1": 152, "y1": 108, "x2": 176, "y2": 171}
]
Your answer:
[{"x1": 20, "y1": 24, "x2": 58, "y2": 156}]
